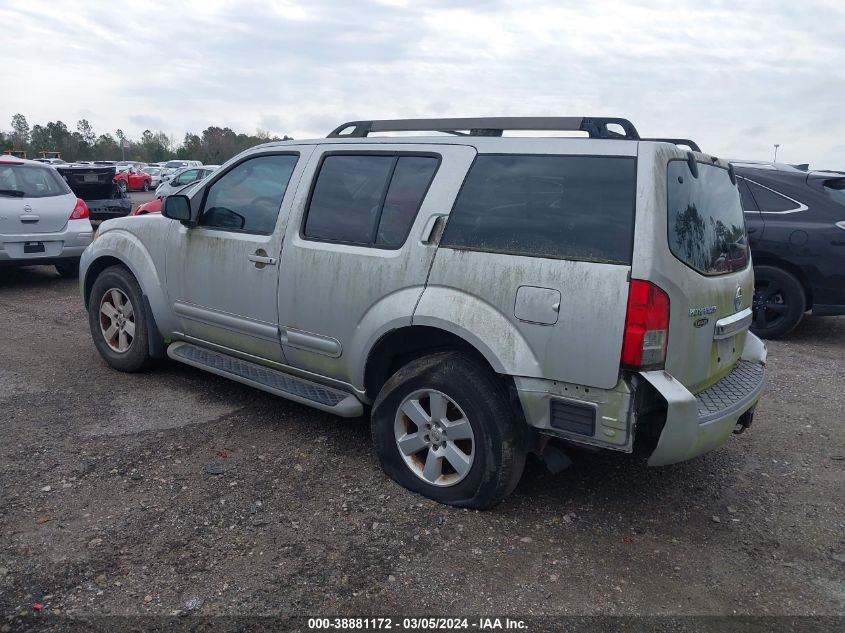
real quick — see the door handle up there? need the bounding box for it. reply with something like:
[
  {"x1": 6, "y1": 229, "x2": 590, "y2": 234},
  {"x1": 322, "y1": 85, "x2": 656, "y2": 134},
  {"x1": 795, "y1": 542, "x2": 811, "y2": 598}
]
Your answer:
[{"x1": 248, "y1": 254, "x2": 277, "y2": 265}]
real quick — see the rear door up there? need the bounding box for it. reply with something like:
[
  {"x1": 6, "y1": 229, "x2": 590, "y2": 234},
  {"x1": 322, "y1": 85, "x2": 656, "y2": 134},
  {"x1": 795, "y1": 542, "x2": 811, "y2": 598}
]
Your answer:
[
  {"x1": 0, "y1": 162, "x2": 75, "y2": 234},
  {"x1": 424, "y1": 144, "x2": 639, "y2": 390},
  {"x1": 276, "y1": 143, "x2": 477, "y2": 386},
  {"x1": 637, "y1": 145, "x2": 753, "y2": 393}
]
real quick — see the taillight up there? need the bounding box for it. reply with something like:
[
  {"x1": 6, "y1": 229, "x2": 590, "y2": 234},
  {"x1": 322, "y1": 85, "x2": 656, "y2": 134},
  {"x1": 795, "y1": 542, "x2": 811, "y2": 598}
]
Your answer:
[
  {"x1": 621, "y1": 280, "x2": 670, "y2": 370},
  {"x1": 836, "y1": 221, "x2": 845, "y2": 231},
  {"x1": 70, "y1": 198, "x2": 89, "y2": 220}
]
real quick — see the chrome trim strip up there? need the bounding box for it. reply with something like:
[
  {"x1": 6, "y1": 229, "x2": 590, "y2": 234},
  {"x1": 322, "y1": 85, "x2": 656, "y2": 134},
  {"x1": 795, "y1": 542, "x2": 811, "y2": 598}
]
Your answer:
[{"x1": 714, "y1": 308, "x2": 752, "y2": 340}]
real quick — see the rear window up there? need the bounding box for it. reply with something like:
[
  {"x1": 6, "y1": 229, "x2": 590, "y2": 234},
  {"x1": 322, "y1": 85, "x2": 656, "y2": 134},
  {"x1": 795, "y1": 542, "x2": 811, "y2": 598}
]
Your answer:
[
  {"x1": 0, "y1": 164, "x2": 70, "y2": 198},
  {"x1": 165, "y1": 161, "x2": 187, "y2": 169},
  {"x1": 440, "y1": 155, "x2": 636, "y2": 264},
  {"x1": 823, "y1": 178, "x2": 845, "y2": 206},
  {"x1": 667, "y1": 161, "x2": 748, "y2": 276}
]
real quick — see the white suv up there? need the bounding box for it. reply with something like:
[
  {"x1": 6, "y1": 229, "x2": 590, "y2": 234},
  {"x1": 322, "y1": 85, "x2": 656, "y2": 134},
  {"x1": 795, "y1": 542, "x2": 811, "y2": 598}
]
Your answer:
[
  {"x1": 80, "y1": 117, "x2": 767, "y2": 508},
  {"x1": 1, "y1": 155, "x2": 93, "y2": 277}
]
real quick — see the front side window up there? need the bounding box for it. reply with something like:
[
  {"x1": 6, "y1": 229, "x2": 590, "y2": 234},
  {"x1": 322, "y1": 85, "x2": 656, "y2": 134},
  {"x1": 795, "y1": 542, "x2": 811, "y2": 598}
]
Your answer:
[
  {"x1": 667, "y1": 161, "x2": 748, "y2": 275},
  {"x1": 0, "y1": 164, "x2": 70, "y2": 198},
  {"x1": 441, "y1": 154, "x2": 636, "y2": 264},
  {"x1": 199, "y1": 154, "x2": 298, "y2": 234},
  {"x1": 303, "y1": 154, "x2": 439, "y2": 248}
]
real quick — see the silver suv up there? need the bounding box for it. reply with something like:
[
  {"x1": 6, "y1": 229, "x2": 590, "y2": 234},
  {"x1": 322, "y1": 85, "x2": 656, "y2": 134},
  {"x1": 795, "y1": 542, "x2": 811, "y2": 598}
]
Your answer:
[{"x1": 79, "y1": 117, "x2": 767, "y2": 508}]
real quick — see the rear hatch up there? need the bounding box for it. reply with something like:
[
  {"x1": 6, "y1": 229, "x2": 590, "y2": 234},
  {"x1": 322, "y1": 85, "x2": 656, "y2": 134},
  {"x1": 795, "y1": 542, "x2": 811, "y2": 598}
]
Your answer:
[
  {"x1": 635, "y1": 145, "x2": 753, "y2": 394},
  {"x1": 0, "y1": 161, "x2": 76, "y2": 234},
  {"x1": 56, "y1": 165, "x2": 119, "y2": 201}
]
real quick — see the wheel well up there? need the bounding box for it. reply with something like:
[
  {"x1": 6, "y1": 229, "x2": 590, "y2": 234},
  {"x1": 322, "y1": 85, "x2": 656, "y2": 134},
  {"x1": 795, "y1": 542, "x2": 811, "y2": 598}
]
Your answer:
[
  {"x1": 364, "y1": 326, "x2": 499, "y2": 402},
  {"x1": 83, "y1": 256, "x2": 128, "y2": 307},
  {"x1": 753, "y1": 258, "x2": 813, "y2": 308}
]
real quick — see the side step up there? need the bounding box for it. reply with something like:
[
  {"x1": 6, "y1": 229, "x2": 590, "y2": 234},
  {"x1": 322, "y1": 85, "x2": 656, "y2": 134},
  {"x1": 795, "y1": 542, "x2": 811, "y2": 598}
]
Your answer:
[{"x1": 167, "y1": 342, "x2": 363, "y2": 417}]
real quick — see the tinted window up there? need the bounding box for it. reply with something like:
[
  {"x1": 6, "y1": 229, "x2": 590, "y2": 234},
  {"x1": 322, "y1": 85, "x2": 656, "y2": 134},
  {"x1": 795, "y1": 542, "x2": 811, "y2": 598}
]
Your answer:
[
  {"x1": 200, "y1": 154, "x2": 298, "y2": 234},
  {"x1": 737, "y1": 178, "x2": 758, "y2": 211},
  {"x1": 0, "y1": 164, "x2": 70, "y2": 198},
  {"x1": 304, "y1": 154, "x2": 438, "y2": 247},
  {"x1": 441, "y1": 155, "x2": 636, "y2": 264},
  {"x1": 174, "y1": 169, "x2": 200, "y2": 185},
  {"x1": 823, "y1": 178, "x2": 845, "y2": 207},
  {"x1": 377, "y1": 157, "x2": 439, "y2": 247},
  {"x1": 667, "y1": 161, "x2": 748, "y2": 276},
  {"x1": 744, "y1": 179, "x2": 801, "y2": 212}
]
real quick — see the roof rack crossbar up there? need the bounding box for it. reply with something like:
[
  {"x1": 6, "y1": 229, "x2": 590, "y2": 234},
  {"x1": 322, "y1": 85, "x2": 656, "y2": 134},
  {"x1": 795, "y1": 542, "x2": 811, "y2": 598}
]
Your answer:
[
  {"x1": 643, "y1": 138, "x2": 702, "y2": 152},
  {"x1": 327, "y1": 117, "x2": 641, "y2": 140}
]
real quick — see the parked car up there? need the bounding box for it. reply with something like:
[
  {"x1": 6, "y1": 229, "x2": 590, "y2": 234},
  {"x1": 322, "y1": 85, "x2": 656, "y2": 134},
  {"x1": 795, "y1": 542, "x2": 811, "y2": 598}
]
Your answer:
[
  {"x1": 80, "y1": 117, "x2": 767, "y2": 508},
  {"x1": 0, "y1": 155, "x2": 93, "y2": 277},
  {"x1": 56, "y1": 164, "x2": 132, "y2": 222},
  {"x1": 143, "y1": 167, "x2": 164, "y2": 188},
  {"x1": 132, "y1": 182, "x2": 201, "y2": 215},
  {"x1": 32, "y1": 157, "x2": 67, "y2": 165},
  {"x1": 733, "y1": 161, "x2": 845, "y2": 338},
  {"x1": 154, "y1": 166, "x2": 217, "y2": 198},
  {"x1": 114, "y1": 166, "x2": 153, "y2": 193}
]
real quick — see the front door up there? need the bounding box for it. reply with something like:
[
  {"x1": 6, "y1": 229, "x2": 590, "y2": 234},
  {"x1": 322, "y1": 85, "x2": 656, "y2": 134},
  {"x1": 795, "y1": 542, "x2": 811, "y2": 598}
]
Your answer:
[
  {"x1": 276, "y1": 143, "x2": 477, "y2": 387},
  {"x1": 165, "y1": 147, "x2": 313, "y2": 362}
]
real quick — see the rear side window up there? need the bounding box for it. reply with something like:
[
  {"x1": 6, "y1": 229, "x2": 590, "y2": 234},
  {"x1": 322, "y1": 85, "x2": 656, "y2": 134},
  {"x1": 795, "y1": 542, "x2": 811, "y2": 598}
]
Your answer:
[
  {"x1": 737, "y1": 178, "x2": 758, "y2": 211},
  {"x1": 667, "y1": 161, "x2": 748, "y2": 276},
  {"x1": 0, "y1": 164, "x2": 70, "y2": 198},
  {"x1": 440, "y1": 155, "x2": 636, "y2": 264},
  {"x1": 743, "y1": 179, "x2": 802, "y2": 212},
  {"x1": 304, "y1": 154, "x2": 439, "y2": 248}
]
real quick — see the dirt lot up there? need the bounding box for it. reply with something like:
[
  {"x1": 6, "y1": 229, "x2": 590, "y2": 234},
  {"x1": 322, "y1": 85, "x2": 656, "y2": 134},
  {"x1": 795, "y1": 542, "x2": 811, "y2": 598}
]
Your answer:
[{"x1": 1, "y1": 265, "x2": 843, "y2": 628}]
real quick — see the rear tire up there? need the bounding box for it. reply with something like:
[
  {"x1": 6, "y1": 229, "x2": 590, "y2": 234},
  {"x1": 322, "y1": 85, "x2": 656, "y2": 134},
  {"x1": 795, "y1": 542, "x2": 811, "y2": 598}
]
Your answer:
[
  {"x1": 87, "y1": 265, "x2": 154, "y2": 372},
  {"x1": 143, "y1": 180, "x2": 150, "y2": 192},
  {"x1": 118, "y1": 180, "x2": 128, "y2": 194},
  {"x1": 55, "y1": 261, "x2": 79, "y2": 278},
  {"x1": 371, "y1": 352, "x2": 526, "y2": 509},
  {"x1": 751, "y1": 265, "x2": 806, "y2": 339}
]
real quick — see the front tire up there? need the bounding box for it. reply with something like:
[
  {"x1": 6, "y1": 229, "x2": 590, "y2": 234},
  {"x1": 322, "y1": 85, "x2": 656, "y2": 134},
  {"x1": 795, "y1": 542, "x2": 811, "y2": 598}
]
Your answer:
[
  {"x1": 118, "y1": 180, "x2": 128, "y2": 194},
  {"x1": 87, "y1": 265, "x2": 154, "y2": 372},
  {"x1": 371, "y1": 352, "x2": 526, "y2": 509},
  {"x1": 751, "y1": 265, "x2": 806, "y2": 339}
]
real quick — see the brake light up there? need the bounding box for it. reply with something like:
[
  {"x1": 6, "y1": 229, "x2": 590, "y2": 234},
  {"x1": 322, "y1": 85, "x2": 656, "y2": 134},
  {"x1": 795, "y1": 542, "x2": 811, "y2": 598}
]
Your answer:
[
  {"x1": 70, "y1": 198, "x2": 89, "y2": 220},
  {"x1": 836, "y1": 221, "x2": 845, "y2": 231},
  {"x1": 621, "y1": 280, "x2": 670, "y2": 370}
]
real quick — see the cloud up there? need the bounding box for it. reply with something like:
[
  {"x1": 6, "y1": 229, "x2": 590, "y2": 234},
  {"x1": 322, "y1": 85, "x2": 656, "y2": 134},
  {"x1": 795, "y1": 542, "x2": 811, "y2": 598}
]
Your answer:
[{"x1": 1, "y1": 0, "x2": 843, "y2": 166}]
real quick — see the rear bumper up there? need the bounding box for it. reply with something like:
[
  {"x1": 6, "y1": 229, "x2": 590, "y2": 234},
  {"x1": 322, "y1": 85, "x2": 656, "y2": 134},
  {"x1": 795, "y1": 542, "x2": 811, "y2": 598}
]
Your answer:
[
  {"x1": 0, "y1": 223, "x2": 92, "y2": 267},
  {"x1": 642, "y1": 333, "x2": 767, "y2": 466},
  {"x1": 86, "y1": 198, "x2": 132, "y2": 221}
]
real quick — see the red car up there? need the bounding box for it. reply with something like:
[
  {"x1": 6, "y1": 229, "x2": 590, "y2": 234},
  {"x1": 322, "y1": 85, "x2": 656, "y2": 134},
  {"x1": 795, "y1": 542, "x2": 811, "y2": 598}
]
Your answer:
[
  {"x1": 114, "y1": 166, "x2": 152, "y2": 193},
  {"x1": 132, "y1": 196, "x2": 162, "y2": 215}
]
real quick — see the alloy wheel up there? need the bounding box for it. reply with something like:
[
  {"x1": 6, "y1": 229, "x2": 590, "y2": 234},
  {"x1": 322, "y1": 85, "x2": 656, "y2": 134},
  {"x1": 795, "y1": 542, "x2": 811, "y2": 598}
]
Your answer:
[
  {"x1": 394, "y1": 389, "x2": 475, "y2": 487},
  {"x1": 752, "y1": 279, "x2": 789, "y2": 330},
  {"x1": 99, "y1": 288, "x2": 135, "y2": 353}
]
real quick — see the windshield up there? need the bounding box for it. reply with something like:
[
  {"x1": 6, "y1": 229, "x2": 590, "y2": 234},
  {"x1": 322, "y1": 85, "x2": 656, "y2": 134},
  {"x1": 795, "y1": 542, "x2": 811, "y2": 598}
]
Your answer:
[
  {"x1": 0, "y1": 163, "x2": 71, "y2": 198},
  {"x1": 165, "y1": 161, "x2": 187, "y2": 169},
  {"x1": 667, "y1": 160, "x2": 748, "y2": 276}
]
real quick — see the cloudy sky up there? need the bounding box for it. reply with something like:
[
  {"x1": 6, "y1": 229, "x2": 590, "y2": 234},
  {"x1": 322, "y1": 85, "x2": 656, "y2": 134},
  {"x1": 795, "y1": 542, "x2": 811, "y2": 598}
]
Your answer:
[{"x1": 2, "y1": 0, "x2": 843, "y2": 166}]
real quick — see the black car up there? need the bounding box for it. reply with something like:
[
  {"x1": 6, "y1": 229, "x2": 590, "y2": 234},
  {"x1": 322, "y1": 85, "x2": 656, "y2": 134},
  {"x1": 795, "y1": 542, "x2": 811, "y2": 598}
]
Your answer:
[
  {"x1": 55, "y1": 164, "x2": 132, "y2": 222},
  {"x1": 734, "y1": 162, "x2": 845, "y2": 338}
]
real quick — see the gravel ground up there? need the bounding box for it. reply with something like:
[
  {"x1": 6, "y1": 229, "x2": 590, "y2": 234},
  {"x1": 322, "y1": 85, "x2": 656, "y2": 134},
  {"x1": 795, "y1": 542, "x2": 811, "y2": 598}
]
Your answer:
[{"x1": 1, "y1": 266, "x2": 843, "y2": 628}]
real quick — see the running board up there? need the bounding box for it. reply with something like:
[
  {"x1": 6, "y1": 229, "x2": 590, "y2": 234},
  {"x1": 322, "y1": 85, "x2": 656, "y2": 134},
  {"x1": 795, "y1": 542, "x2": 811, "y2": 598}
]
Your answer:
[{"x1": 167, "y1": 342, "x2": 363, "y2": 417}]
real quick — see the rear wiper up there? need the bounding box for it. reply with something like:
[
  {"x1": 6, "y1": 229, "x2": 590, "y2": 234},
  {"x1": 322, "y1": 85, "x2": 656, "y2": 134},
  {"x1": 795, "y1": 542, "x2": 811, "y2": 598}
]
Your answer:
[{"x1": 0, "y1": 189, "x2": 25, "y2": 197}]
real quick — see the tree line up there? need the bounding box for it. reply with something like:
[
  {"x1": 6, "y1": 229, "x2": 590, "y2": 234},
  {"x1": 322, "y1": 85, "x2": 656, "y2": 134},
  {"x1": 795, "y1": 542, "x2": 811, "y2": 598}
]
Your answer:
[{"x1": 1, "y1": 114, "x2": 292, "y2": 164}]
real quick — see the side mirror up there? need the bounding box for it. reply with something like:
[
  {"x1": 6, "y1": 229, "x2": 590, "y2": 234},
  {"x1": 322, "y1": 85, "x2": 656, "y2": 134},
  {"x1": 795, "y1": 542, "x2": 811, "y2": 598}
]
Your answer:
[{"x1": 162, "y1": 195, "x2": 192, "y2": 223}]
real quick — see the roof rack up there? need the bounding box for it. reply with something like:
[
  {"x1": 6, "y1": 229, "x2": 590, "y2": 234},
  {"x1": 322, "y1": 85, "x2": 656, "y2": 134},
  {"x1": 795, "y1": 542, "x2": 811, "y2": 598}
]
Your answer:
[
  {"x1": 643, "y1": 138, "x2": 701, "y2": 152},
  {"x1": 327, "y1": 117, "x2": 641, "y2": 140}
]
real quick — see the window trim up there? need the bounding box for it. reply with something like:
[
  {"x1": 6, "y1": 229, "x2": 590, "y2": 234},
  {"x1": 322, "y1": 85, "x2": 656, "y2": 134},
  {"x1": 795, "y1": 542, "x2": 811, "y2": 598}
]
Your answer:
[
  {"x1": 196, "y1": 151, "x2": 301, "y2": 236},
  {"x1": 666, "y1": 158, "x2": 749, "y2": 277},
  {"x1": 736, "y1": 175, "x2": 808, "y2": 214},
  {"x1": 300, "y1": 150, "x2": 442, "y2": 250},
  {"x1": 439, "y1": 152, "x2": 638, "y2": 266}
]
